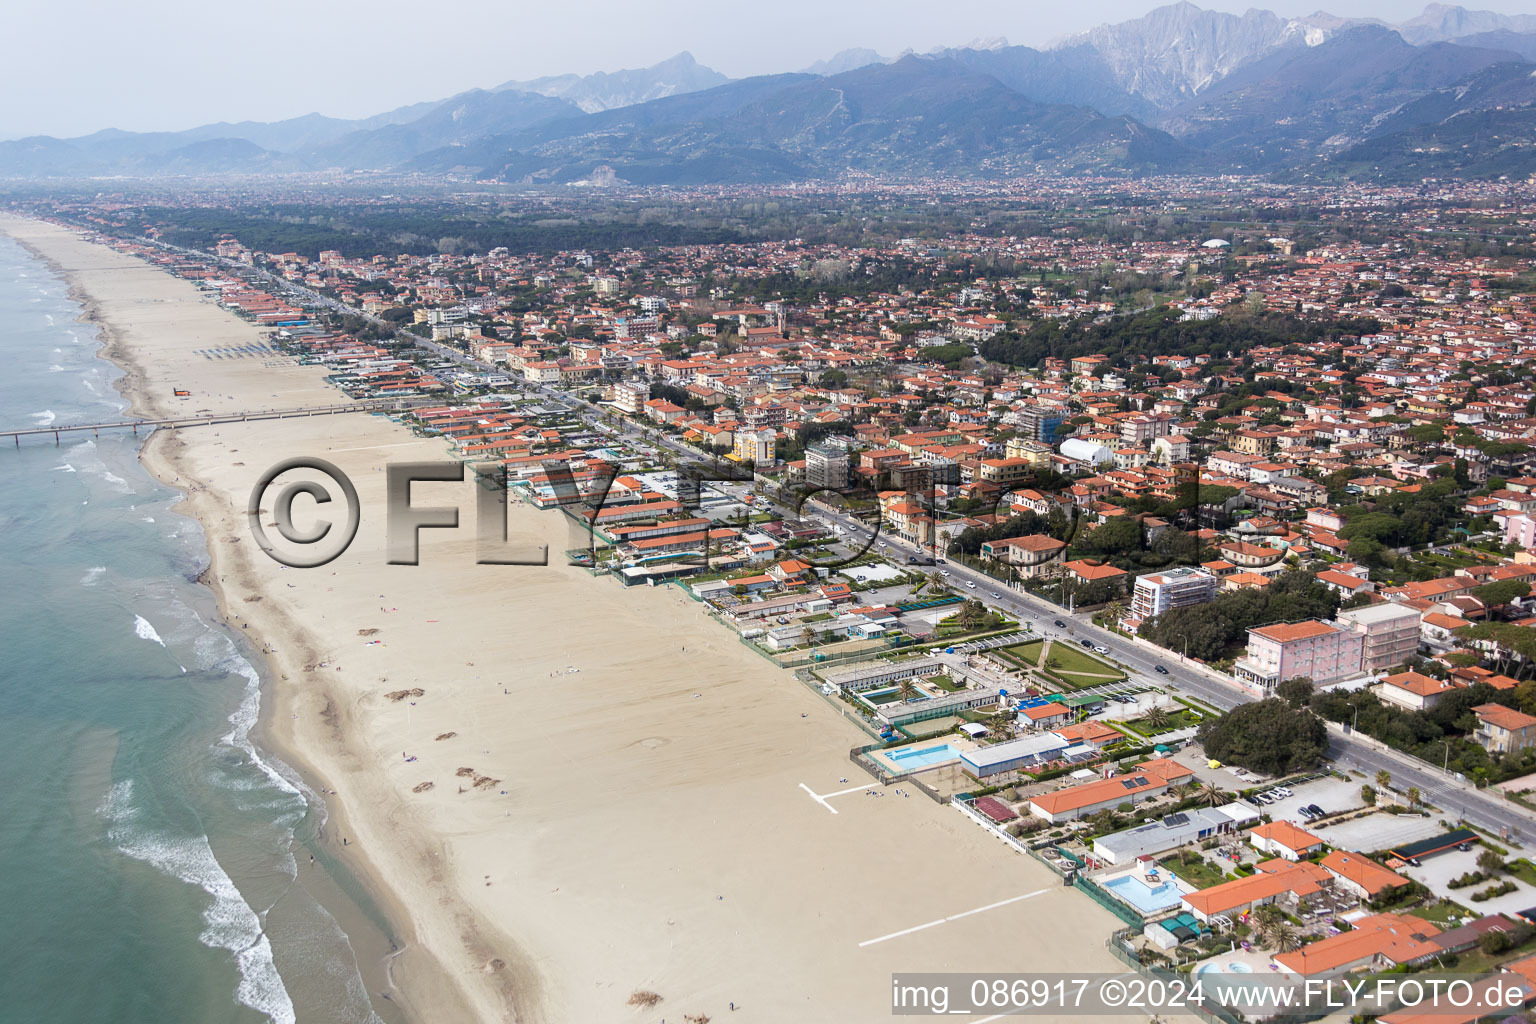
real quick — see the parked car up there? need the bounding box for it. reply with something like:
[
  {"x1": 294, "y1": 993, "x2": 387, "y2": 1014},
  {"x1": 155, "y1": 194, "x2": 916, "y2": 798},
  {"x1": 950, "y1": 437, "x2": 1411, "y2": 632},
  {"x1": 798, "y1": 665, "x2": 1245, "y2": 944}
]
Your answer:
[
  {"x1": 1275, "y1": 787, "x2": 1292, "y2": 798},
  {"x1": 1124, "y1": 695, "x2": 1138, "y2": 704},
  {"x1": 1080, "y1": 639, "x2": 1094, "y2": 648},
  {"x1": 1154, "y1": 665, "x2": 1170, "y2": 675},
  {"x1": 1094, "y1": 646, "x2": 1109, "y2": 654},
  {"x1": 1308, "y1": 804, "x2": 1325, "y2": 818}
]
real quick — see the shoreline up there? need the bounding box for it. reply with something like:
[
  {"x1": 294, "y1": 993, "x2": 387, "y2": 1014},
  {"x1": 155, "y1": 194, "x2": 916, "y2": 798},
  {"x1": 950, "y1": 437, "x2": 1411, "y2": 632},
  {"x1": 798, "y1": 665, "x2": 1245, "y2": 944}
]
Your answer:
[
  {"x1": 4, "y1": 214, "x2": 1127, "y2": 1024},
  {"x1": 1, "y1": 222, "x2": 493, "y2": 1024}
]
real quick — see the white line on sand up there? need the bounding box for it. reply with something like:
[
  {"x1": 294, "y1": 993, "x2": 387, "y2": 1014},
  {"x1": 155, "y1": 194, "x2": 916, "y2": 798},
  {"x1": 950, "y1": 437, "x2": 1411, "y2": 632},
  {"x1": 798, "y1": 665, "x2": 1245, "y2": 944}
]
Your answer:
[
  {"x1": 799, "y1": 782, "x2": 870, "y2": 814},
  {"x1": 858, "y1": 889, "x2": 1049, "y2": 948},
  {"x1": 327, "y1": 440, "x2": 435, "y2": 453}
]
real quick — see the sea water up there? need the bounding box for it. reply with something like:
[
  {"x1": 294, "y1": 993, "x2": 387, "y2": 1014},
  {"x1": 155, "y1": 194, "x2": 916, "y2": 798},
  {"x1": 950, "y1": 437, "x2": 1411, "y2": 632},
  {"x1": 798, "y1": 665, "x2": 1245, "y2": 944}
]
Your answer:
[{"x1": 0, "y1": 234, "x2": 396, "y2": 1024}]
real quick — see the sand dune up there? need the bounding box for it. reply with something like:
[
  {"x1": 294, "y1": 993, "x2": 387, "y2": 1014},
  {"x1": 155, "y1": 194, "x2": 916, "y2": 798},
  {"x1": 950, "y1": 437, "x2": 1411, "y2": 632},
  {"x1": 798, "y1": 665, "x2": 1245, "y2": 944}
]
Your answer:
[{"x1": 2, "y1": 215, "x2": 1124, "y2": 1024}]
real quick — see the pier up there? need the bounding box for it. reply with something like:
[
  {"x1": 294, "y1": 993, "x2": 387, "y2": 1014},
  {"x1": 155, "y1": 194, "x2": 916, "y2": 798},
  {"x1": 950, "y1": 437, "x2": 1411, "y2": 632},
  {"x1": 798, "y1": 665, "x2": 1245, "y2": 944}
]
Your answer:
[{"x1": 5, "y1": 397, "x2": 435, "y2": 447}]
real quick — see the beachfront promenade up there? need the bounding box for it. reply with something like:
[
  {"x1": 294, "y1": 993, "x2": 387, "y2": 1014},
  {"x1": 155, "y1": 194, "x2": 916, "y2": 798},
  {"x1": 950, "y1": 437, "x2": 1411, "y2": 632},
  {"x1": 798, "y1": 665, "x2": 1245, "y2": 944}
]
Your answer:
[{"x1": 3, "y1": 396, "x2": 438, "y2": 446}]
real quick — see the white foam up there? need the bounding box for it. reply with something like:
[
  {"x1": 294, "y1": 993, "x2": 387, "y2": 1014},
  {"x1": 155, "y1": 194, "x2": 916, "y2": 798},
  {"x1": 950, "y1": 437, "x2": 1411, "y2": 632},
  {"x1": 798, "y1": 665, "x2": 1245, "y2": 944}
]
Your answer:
[
  {"x1": 30, "y1": 409, "x2": 55, "y2": 426},
  {"x1": 80, "y1": 566, "x2": 106, "y2": 586},
  {"x1": 134, "y1": 614, "x2": 166, "y2": 647},
  {"x1": 99, "y1": 781, "x2": 297, "y2": 1024},
  {"x1": 48, "y1": 363, "x2": 64, "y2": 373},
  {"x1": 52, "y1": 463, "x2": 75, "y2": 473}
]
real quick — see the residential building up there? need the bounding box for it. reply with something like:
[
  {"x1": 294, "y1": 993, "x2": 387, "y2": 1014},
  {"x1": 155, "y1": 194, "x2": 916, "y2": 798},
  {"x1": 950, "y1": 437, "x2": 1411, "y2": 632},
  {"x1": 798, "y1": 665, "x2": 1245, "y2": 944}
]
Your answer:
[
  {"x1": 978, "y1": 535, "x2": 1067, "y2": 577},
  {"x1": 1232, "y1": 620, "x2": 1365, "y2": 691},
  {"x1": 1249, "y1": 821, "x2": 1323, "y2": 861},
  {"x1": 1130, "y1": 567, "x2": 1218, "y2": 622},
  {"x1": 1473, "y1": 704, "x2": 1536, "y2": 754},
  {"x1": 805, "y1": 444, "x2": 849, "y2": 491},
  {"x1": 1376, "y1": 670, "x2": 1460, "y2": 712},
  {"x1": 732, "y1": 428, "x2": 776, "y2": 464},
  {"x1": 1337, "y1": 602, "x2": 1423, "y2": 673}
]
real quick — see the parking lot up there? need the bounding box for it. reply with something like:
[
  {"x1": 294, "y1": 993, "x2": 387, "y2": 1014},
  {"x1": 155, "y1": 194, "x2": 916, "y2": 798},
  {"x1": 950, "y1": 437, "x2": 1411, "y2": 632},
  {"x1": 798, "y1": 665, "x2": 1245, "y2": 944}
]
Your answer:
[
  {"x1": 1247, "y1": 776, "x2": 1366, "y2": 829},
  {"x1": 1311, "y1": 812, "x2": 1442, "y2": 854}
]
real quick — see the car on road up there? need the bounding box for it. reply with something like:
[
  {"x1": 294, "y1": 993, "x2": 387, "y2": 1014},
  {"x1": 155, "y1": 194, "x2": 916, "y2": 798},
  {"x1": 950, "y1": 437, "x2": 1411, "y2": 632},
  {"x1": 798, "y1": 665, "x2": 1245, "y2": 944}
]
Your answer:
[
  {"x1": 1154, "y1": 665, "x2": 1169, "y2": 675},
  {"x1": 1080, "y1": 639, "x2": 1094, "y2": 648},
  {"x1": 1093, "y1": 646, "x2": 1109, "y2": 655},
  {"x1": 990, "y1": 592, "x2": 1001, "y2": 599},
  {"x1": 966, "y1": 582, "x2": 976, "y2": 589},
  {"x1": 940, "y1": 570, "x2": 950, "y2": 577},
  {"x1": 1054, "y1": 620, "x2": 1066, "y2": 628}
]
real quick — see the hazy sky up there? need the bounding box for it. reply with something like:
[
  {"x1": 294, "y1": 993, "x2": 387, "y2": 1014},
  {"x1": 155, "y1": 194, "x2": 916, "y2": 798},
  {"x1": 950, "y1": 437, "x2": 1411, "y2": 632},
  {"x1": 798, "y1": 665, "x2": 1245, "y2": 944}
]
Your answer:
[{"x1": 6, "y1": 0, "x2": 1532, "y2": 139}]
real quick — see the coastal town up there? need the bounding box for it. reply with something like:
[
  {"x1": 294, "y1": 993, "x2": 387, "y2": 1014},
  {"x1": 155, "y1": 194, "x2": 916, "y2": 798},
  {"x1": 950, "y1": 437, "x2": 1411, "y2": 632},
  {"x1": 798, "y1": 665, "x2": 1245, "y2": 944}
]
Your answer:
[{"x1": 18, "y1": 172, "x2": 1536, "y2": 1020}]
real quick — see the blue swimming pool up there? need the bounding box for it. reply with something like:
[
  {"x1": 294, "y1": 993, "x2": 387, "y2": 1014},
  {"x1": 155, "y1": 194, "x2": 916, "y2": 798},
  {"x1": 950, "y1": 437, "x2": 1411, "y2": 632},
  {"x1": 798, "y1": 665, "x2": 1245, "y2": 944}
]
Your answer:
[
  {"x1": 885, "y1": 744, "x2": 960, "y2": 769},
  {"x1": 1102, "y1": 874, "x2": 1186, "y2": 914}
]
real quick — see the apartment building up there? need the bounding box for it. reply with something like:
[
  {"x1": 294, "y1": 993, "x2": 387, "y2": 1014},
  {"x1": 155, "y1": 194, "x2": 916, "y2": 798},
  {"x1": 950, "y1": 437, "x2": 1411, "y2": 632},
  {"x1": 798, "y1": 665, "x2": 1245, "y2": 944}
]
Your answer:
[
  {"x1": 1233, "y1": 619, "x2": 1364, "y2": 691},
  {"x1": 1130, "y1": 566, "x2": 1218, "y2": 622},
  {"x1": 1336, "y1": 601, "x2": 1421, "y2": 674},
  {"x1": 805, "y1": 444, "x2": 850, "y2": 491}
]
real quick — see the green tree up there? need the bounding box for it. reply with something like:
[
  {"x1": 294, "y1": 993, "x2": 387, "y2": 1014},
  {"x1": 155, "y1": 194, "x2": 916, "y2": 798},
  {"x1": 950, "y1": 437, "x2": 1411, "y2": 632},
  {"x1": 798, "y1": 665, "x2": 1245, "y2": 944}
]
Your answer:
[
  {"x1": 1276, "y1": 677, "x2": 1315, "y2": 709},
  {"x1": 1197, "y1": 699, "x2": 1328, "y2": 776}
]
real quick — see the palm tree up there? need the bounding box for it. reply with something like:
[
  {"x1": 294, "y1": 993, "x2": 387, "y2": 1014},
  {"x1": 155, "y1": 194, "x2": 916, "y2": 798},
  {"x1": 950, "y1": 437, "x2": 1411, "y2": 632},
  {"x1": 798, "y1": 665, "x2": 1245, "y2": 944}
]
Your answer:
[
  {"x1": 1143, "y1": 706, "x2": 1173, "y2": 733},
  {"x1": 1406, "y1": 786, "x2": 1420, "y2": 811},
  {"x1": 1375, "y1": 769, "x2": 1392, "y2": 793},
  {"x1": 1196, "y1": 782, "x2": 1226, "y2": 808},
  {"x1": 956, "y1": 599, "x2": 985, "y2": 630},
  {"x1": 898, "y1": 680, "x2": 919, "y2": 702},
  {"x1": 801, "y1": 626, "x2": 816, "y2": 649},
  {"x1": 1270, "y1": 922, "x2": 1301, "y2": 954},
  {"x1": 1253, "y1": 904, "x2": 1284, "y2": 944},
  {"x1": 1103, "y1": 599, "x2": 1127, "y2": 627}
]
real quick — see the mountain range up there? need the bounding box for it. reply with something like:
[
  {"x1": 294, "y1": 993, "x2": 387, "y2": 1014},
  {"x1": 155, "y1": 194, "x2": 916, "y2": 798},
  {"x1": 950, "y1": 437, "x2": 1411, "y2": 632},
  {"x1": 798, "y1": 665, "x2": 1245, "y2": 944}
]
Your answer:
[{"x1": 5, "y1": 2, "x2": 1536, "y2": 183}]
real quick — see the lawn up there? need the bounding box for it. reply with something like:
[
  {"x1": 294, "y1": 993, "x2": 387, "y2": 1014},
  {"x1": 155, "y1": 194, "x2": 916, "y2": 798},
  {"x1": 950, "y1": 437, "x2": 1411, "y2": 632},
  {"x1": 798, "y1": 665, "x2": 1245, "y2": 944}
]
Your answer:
[
  {"x1": 995, "y1": 640, "x2": 1043, "y2": 668},
  {"x1": 1121, "y1": 708, "x2": 1203, "y2": 737},
  {"x1": 1158, "y1": 853, "x2": 1230, "y2": 890},
  {"x1": 1506, "y1": 858, "x2": 1536, "y2": 887},
  {"x1": 1042, "y1": 644, "x2": 1126, "y2": 688},
  {"x1": 1406, "y1": 900, "x2": 1468, "y2": 927}
]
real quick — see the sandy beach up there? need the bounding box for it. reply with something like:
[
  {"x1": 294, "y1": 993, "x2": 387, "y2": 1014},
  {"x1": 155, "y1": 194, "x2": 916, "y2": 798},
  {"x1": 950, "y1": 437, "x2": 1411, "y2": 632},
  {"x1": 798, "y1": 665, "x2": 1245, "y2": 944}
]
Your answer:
[{"x1": 2, "y1": 215, "x2": 1126, "y2": 1024}]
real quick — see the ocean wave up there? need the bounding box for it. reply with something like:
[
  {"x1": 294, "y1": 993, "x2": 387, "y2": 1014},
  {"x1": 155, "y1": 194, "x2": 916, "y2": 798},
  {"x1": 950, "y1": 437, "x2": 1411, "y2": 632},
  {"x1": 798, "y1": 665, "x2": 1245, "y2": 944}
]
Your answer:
[
  {"x1": 99, "y1": 780, "x2": 297, "y2": 1024},
  {"x1": 48, "y1": 363, "x2": 65, "y2": 372},
  {"x1": 80, "y1": 566, "x2": 106, "y2": 586},
  {"x1": 30, "y1": 409, "x2": 55, "y2": 426},
  {"x1": 52, "y1": 463, "x2": 75, "y2": 473},
  {"x1": 134, "y1": 614, "x2": 166, "y2": 647}
]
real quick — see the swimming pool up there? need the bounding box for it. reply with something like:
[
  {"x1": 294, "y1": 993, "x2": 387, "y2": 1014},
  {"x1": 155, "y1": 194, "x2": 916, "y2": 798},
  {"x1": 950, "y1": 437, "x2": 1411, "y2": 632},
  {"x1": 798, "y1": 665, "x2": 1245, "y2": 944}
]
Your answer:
[
  {"x1": 883, "y1": 743, "x2": 960, "y2": 770},
  {"x1": 1102, "y1": 874, "x2": 1186, "y2": 914},
  {"x1": 1197, "y1": 962, "x2": 1254, "y2": 976}
]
